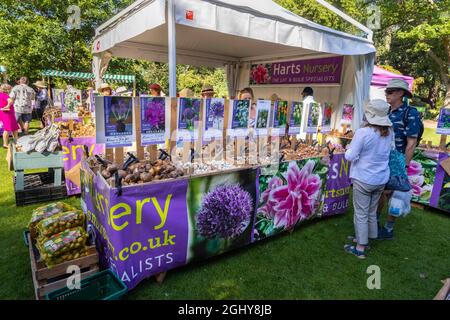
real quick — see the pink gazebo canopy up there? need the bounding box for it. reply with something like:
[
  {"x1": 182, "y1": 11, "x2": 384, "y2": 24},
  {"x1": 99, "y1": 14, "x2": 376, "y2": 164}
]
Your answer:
[{"x1": 371, "y1": 66, "x2": 414, "y2": 90}]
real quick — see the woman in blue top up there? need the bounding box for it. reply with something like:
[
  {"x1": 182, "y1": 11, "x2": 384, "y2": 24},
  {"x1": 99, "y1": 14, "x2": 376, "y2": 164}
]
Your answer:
[{"x1": 344, "y1": 100, "x2": 393, "y2": 258}]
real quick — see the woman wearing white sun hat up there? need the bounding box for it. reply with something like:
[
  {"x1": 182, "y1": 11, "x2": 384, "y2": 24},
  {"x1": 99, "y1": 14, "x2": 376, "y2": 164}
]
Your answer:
[{"x1": 343, "y1": 99, "x2": 393, "y2": 259}]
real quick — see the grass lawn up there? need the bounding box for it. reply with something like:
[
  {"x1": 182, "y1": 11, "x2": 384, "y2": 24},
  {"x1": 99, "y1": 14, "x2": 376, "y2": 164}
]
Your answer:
[
  {"x1": 0, "y1": 121, "x2": 449, "y2": 300},
  {"x1": 422, "y1": 127, "x2": 442, "y2": 146}
]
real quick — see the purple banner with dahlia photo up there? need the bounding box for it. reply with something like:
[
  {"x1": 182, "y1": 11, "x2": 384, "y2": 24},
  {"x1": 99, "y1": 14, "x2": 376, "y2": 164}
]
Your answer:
[{"x1": 254, "y1": 158, "x2": 329, "y2": 241}]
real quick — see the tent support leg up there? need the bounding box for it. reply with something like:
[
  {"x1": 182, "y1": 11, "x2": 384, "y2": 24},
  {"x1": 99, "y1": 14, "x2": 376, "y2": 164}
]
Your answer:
[{"x1": 168, "y1": 0, "x2": 176, "y2": 97}]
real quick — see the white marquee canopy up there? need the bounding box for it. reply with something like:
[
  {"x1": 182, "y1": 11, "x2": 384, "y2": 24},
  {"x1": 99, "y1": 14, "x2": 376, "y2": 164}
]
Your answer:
[{"x1": 92, "y1": 0, "x2": 376, "y2": 130}]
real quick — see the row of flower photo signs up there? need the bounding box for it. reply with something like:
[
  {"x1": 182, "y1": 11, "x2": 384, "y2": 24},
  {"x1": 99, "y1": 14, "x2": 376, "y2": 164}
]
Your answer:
[{"x1": 95, "y1": 96, "x2": 349, "y2": 151}]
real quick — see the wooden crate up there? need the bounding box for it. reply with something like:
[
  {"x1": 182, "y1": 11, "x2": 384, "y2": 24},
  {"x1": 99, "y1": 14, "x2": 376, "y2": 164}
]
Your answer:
[
  {"x1": 27, "y1": 233, "x2": 99, "y2": 300},
  {"x1": 12, "y1": 145, "x2": 64, "y2": 191}
]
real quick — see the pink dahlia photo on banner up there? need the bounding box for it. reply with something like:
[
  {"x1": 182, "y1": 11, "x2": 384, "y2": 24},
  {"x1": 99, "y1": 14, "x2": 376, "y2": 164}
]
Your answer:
[{"x1": 255, "y1": 159, "x2": 327, "y2": 240}]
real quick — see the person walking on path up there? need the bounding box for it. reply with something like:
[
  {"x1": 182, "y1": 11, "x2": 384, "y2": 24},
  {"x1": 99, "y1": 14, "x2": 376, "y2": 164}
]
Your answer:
[
  {"x1": 344, "y1": 100, "x2": 393, "y2": 258},
  {"x1": 6, "y1": 76, "x2": 35, "y2": 135},
  {"x1": 0, "y1": 84, "x2": 20, "y2": 148},
  {"x1": 34, "y1": 80, "x2": 49, "y2": 128},
  {"x1": 377, "y1": 79, "x2": 421, "y2": 240}
]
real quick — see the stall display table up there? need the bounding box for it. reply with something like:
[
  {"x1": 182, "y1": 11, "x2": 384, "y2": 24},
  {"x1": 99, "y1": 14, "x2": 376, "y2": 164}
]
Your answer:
[{"x1": 80, "y1": 153, "x2": 351, "y2": 291}]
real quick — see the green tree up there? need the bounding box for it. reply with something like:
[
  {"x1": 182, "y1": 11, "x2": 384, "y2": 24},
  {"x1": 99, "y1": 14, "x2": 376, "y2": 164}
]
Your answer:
[{"x1": 0, "y1": 0, "x2": 134, "y2": 83}]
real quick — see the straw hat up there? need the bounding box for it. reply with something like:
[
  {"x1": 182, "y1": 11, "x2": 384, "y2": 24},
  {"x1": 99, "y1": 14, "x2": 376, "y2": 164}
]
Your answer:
[
  {"x1": 386, "y1": 79, "x2": 413, "y2": 99},
  {"x1": 115, "y1": 86, "x2": 128, "y2": 94},
  {"x1": 201, "y1": 83, "x2": 214, "y2": 94},
  {"x1": 98, "y1": 83, "x2": 112, "y2": 93},
  {"x1": 179, "y1": 88, "x2": 194, "y2": 98},
  {"x1": 33, "y1": 80, "x2": 47, "y2": 88},
  {"x1": 364, "y1": 99, "x2": 392, "y2": 127}
]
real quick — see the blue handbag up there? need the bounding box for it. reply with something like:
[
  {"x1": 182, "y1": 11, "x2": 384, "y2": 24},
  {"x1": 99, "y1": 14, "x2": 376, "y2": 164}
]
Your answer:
[{"x1": 385, "y1": 149, "x2": 412, "y2": 191}]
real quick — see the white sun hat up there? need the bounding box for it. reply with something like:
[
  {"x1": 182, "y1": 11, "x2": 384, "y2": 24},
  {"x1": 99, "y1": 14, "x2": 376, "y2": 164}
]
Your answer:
[{"x1": 364, "y1": 99, "x2": 392, "y2": 127}]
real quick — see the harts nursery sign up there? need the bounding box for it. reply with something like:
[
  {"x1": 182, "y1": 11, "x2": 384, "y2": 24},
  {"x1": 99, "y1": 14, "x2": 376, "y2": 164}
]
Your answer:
[{"x1": 249, "y1": 56, "x2": 344, "y2": 85}]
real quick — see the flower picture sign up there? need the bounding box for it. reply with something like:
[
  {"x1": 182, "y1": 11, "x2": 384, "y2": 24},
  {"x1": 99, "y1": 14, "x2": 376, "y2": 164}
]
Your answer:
[
  {"x1": 255, "y1": 100, "x2": 271, "y2": 136},
  {"x1": 140, "y1": 96, "x2": 167, "y2": 145},
  {"x1": 321, "y1": 103, "x2": 332, "y2": 133},
  {"x1": 61, "y1": 86, "x2": 81, "y2": 120},
  {"x1": 436, "y1": 108, "x2": 450, "y2": 135},
  {"x1": 249, "y1": 56, "x2": 344, "y2": 85},
  {"x1": 288, "y1": 101, "x2": 303, "y2": 135},
  {"x1": 203, "y1": 98, "x2": 225, "y2": 142},
  {"x1": 306, "y1": 102, "x2": 321, "y2": 133},
  {"x1": 103, "y1": 96, "x2": 134, "y2": 147},
  {"x1": 271, "y1": 100, "x2": 288, "y2": 136},
  {"x1": 177, "y1": 98, "x2": 201, "y2": 141},
  {"x1": 228, "y1": 99, "x2": 250, "y2": 137},
  {"x1": 341, "y1": 104, "x2": 354, "y2": 125}
]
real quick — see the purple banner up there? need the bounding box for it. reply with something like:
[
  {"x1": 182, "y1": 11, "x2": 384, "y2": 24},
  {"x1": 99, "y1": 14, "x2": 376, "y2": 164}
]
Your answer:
[
  {"x1": 82, "y1": 171, "x2": 190, "y2": 290},
  {"x1": 429, "y1": 152, "x2": 448, "y2": 208},
  {"x1": 250, "y1": 56, "x2": 344, "y2": 85},
  {"x1": 323, "y1": 153, "x2": 351, "y2": 216},
  {"x1": 61, "y1": 137, "x2": 104, "y2": 195}
]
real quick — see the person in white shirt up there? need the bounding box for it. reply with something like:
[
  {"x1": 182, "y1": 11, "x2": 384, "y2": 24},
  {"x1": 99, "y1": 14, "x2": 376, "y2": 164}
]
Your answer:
[
  {"x1": 344, "y1": 99, "x2": 393, "y2": 259},
  {"x1": 6, "y1": 76, "x2": 35, "y2": 135},
  {"x1": 300, "y1": 87, "x2": 316, "y2": 139}
]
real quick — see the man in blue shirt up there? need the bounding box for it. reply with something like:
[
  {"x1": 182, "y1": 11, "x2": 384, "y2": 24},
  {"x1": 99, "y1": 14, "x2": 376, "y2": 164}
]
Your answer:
[{"x1": 378, "y1": 79, "x2": 420, "y2": 240}]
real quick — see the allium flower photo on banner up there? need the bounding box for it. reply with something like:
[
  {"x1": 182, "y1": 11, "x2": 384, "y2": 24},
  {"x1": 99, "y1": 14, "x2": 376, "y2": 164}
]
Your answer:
[
  {"x1": 255, "y1": 159, "x2": 328, "y2": 241},
  {"x1": 187, "y1": 169, "x2": 258, "y2": 261}
]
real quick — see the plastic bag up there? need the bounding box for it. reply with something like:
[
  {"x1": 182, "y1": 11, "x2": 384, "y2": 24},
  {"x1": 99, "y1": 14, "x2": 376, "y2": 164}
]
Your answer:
[
  {"x1": 28, "y1": 202, "x2": 76, "y2": 230},
  {"x1": 36, "y1": 210, "x2": 85, "y2": 238},
  {"x1": 388, "y1": 190, "x2": 412, "y2": 218},
  {"x1": 37, "y1": 227, "x2": 88, "y2": 261}
]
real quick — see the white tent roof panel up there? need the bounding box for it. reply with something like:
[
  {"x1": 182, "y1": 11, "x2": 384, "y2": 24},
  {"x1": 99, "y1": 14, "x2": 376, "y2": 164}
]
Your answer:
[{"x1": 93, "y1": 0, "x2": 375, "y2": 66}]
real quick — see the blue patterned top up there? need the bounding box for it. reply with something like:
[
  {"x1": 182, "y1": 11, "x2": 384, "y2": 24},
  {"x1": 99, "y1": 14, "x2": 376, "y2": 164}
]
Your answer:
[{"x1": 388, "y1": 103, "x2": 420, "y2": 154}]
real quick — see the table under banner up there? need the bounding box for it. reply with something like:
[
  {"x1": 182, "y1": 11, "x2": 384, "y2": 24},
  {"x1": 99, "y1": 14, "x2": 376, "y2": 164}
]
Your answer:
[{"x1": 80, "y1": 153, "x2": 351, "y2": 290}]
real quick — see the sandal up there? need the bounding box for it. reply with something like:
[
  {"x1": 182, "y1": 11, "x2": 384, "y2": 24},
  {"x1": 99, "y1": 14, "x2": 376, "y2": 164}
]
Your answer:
[
  {"x1": 346, "y1": 235, "x2": 373, "y2": 250},
  {"x1": 344, "y1": 244, "x2": 367, "y2": 259}
]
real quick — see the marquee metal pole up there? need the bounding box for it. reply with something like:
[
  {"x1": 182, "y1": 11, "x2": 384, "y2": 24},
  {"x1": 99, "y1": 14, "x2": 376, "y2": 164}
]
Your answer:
[{"x1": 168, "y1": 0, "x2": 177, "y2": 97}]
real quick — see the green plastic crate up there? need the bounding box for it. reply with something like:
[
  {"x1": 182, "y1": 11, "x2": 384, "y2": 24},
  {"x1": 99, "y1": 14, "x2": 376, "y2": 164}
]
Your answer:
[{"x1": 45, "y1": 269, "x2": 127, "y2": 300}]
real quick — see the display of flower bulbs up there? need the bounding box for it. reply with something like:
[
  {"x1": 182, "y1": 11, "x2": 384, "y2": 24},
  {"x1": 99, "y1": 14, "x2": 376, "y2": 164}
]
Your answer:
[
  {"x1": 77, "y1": 106, "x2": 92, "y2": 118},
  {"x1": 95, "y1": 156, "x2": 185, "y2": 186},
  {"x1": 58, "y1": 121, "x2": 96, "y2": 138},
  {"x1": 331, "y1": 129, "x2": 353, "y2": 139},
  {"x1": 43, "y1": 106, "x2": 62, "y2": 121},
  {"x1": 16, "y1": 124, "x2": 60, "y2": 153},
  {"x1": 281, "y1": 143, "x2": 327, "y2": 160}
]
